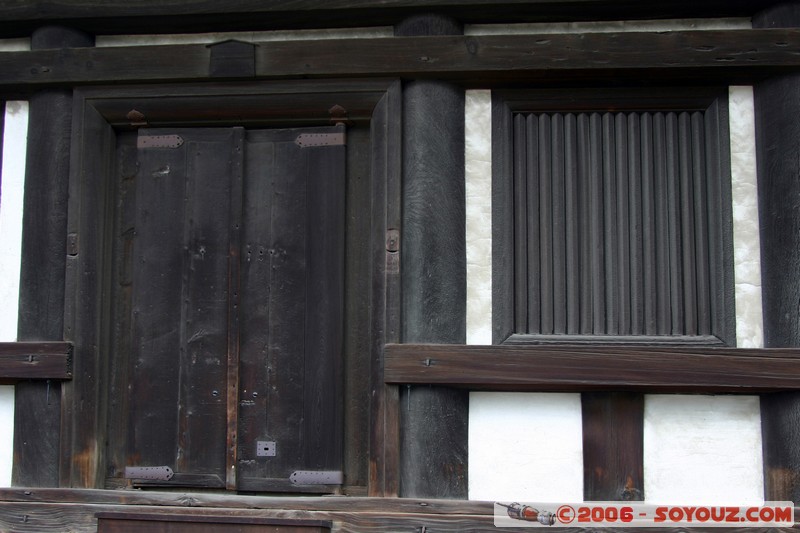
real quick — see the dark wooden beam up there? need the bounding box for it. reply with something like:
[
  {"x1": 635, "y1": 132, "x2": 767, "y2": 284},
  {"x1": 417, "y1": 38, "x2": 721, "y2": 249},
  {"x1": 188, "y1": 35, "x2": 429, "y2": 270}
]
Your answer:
[
  {"x1": 13, "y1": 25, "x2": 94, "y2": 489},
  {"x1": 397, "y1": 14, "x2": 467, "y2": 500},
  {"x1": 582, "y1": 392, "x2": 644, "y2": 501},
  {"x1": 0, "y1": 488, "x2": 798, "y2": 532},
  {"x1": 366, "y1": 82, "x2": 402, "y2": 497},
  {"x1": 0, "y1": 0, "x2": 782, "y2": 38},
  {"x1": 0, "y1": 342, "x2": 72, "y2": 383},
  {"x1": 2, "y1": 30, "x2": 800, "y2": 90},
  {"x1": 754, "y1": 3, "x2": 800, "y2": 505},
  {"x1": 384, "y1": 344, "x2": 800, "y2": 392}
]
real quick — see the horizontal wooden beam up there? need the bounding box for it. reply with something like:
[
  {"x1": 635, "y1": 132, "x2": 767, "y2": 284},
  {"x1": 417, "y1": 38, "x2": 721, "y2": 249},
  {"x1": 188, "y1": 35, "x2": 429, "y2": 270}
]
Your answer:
[
  {"x1": 0, "y1": 1, "x2": 782, "y2": 38},
  {"x1": 0, "y1": 489, "x2": 798, "y2": 532},
  {"x1": 0, "y1": 342, "x2": 72, "y2": 383},
  {"x1": 384, "y1": 344, "x2": 800, "y2": 392},
  {"x1": 1, "y1": 30, "x2": 800, "y2": 91}
]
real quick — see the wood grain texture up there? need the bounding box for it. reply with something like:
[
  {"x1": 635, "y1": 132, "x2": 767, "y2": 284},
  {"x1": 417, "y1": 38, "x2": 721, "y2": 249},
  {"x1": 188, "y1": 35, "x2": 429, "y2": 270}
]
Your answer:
[
  {"x1": 384, "y1": 344, "x2": 800, "y2": 392},
  {"x1": 0, "y1": 0, "x2": 785, "y2": 37},
  {"x1": 755, "y1": 4, "x2": 800, "y2": 503},
  {"x1": 0, "y1": 493, "x2": 797, "y2": 533},
  {"x1": 582, "y1": 392, "x2": 644, "y2": 501},
  {"x1": 397, "y1": 14, "x2": 467, "y2": 500},
  {"x1": 14, "y1": 26, "x2": 94, "y2": 489},
  {"x1": 2, "y1": 31, "x2": 800, "y2": 90},
  {"x1": 366, "y1": 82, "x2": 402, "y2": 497},
  {"x1": 0, "y1": 342, "x2": 72, "y2": 382}
]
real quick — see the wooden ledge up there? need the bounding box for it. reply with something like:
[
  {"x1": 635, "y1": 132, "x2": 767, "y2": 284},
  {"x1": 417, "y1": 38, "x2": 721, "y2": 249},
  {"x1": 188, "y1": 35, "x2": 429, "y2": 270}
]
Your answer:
[
  {"x1": 384, "y1": 344, "x2": 800, "y2": 393},
  {"x1": 0, "y1": 342, "x2": 72, "y2": 383}
]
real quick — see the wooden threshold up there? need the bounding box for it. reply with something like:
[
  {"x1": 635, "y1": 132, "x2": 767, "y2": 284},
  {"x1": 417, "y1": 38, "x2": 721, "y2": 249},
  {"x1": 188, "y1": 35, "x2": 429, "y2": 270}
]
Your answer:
[
  {"x1": 0, "y1": 342, "x2": 72, "y2": 383},
  {"x1": 384, "y1": 344, "x2": 800, "y2": 392},
  {"x1": 1, "y1": 488, "x2": 799, "y2": 533}
]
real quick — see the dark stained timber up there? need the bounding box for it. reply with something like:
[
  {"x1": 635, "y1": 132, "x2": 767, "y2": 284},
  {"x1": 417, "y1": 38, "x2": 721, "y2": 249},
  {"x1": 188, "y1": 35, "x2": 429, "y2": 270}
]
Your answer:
[
  {"x1": 1, "y1": 31, "x2": 800, "y2": 89},
  {"x1": 0, "y1": 0, "x2": 787, "y2": 37},
  {"x1": 397, "y1": 14, "x2": 467, "y2": 500},
  {"x1": 582, "y1": 392, "x2": 644, "y2": 501},
  {"x1": 384, "y1": 344, "x2": 800, "y2": 392},
  {"x1": 14, "y1": 24, "x2": 94, "y2": 490},
  {"x1": 755, "y1": 3, "x2": 800, "y2": 504},
  {"x1": 0, "y1": 342, "x2": 72, "y2": 382}
]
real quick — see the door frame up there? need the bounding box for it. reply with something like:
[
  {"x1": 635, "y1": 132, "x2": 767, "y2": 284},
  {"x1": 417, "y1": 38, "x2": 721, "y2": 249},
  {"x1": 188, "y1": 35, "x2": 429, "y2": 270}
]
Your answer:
[{"x1": 61, "y1": 79, "x2": 402, "y2": 494}]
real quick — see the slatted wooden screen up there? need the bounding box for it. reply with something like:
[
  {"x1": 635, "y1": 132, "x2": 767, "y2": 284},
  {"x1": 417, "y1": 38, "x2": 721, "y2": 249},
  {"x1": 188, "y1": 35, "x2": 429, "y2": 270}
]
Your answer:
[{"x1": 512, "y1": 104, "x2": 732, "y2": 342}]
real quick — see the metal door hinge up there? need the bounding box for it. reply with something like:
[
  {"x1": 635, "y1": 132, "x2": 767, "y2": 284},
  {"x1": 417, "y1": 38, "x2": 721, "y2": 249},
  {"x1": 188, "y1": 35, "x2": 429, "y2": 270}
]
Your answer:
[
  {"x1": 138, "y1": 134, "x2": 184, "y2": 149},
  {"x1": 124, "y1": 466, "x2": 174, "y2": 481},
  {"x1": 294, "y1": 132, "x2": 346, "y2": 148},
  {"x1": 290, "y1": 470, "x2": 343, "y2": 485}
]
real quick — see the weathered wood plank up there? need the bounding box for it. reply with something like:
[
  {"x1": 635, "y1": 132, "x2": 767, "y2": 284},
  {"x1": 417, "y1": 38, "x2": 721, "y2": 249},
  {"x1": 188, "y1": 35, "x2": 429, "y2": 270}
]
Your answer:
[
  {"x1": 398, "y1": 14, "x2": 468, "y2": 500},
  {"x1": 0, "y1": 0, "x2": 784, "y2": 38},
  {"x1": 0, "y1": 497, "x2": 797, "y2": 533},
  {"x1": 2, "y1": 30, "x2": 800, "y2": 89},
  {"x1": 13, "y1": 29, "x2": 86, "y2": 487},
  {"x1": 582, "y1": 392, "x2": 644, "y2": 501},
  {"x1": 384, "y1": 344, "x2": 800, "y2": 392},
  {"x1": 367, "y1": 82, "x2": 402, "y2": 497},
  {"x1": 0, "y1": 342, "x2": 71, "y2": 382},
  {"x1": 755, "y1": 2, "x2": 800, "y2": 504}
]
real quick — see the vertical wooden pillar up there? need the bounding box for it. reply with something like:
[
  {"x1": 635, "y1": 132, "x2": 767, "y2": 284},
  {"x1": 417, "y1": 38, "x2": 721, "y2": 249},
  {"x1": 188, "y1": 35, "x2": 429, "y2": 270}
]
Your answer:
[
  {"x1": 754, "y1": 4, "x2": 800, "y2": 503},
  {"x1": 582, "y1": 392, "x2": 644, "y2": 501},
  {"x1": 396, "y1": 14, "x2": 468, "y2": 498},
  {"x1": 13, "y1": 26, "x2": 94, "y2": 487}
]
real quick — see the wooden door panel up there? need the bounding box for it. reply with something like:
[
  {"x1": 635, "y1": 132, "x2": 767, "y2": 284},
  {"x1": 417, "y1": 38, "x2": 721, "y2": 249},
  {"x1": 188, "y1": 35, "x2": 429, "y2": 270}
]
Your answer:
[
  {"x1": 109, "y1": 126, "x2": 344, "y2": 491},
  {"x1": 237, "y1": 127, "x2": 345, "y2": 491},
  {"x1": 125, "y1": 128, "x2": 241, "y2": 486}
]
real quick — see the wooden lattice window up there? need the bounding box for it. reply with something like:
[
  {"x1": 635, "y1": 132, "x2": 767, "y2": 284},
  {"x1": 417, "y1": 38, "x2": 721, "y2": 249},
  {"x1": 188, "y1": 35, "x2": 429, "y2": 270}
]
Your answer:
[{"x1": 493, "y1": 89, "x2": 735, "y2": 345}]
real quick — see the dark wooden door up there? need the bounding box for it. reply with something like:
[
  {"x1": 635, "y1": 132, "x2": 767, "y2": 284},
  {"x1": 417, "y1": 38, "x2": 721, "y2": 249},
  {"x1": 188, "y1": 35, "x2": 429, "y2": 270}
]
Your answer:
[{"x1": 108, "y1": 126, "x2": 345, "y2": 491}]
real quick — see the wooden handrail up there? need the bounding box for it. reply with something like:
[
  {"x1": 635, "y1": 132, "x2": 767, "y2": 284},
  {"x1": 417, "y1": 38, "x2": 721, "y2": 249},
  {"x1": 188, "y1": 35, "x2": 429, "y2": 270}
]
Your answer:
[{"x1": 0, "y1": 342, "x2": 72, "y2": 383}]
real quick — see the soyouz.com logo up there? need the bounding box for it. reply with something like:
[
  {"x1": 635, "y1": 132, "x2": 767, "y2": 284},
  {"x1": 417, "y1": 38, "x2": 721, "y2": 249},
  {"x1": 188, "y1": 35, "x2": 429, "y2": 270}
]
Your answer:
[{"x1": 493, "y1": 502, "x2": 794, "y2": 528}]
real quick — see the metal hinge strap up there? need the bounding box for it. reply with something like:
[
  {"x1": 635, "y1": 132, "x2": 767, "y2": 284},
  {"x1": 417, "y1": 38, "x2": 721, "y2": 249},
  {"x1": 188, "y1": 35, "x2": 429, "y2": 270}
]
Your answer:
[
  {"x1": 290, "y1": 470, "x2": 343, "y2": 485},
  {"x1": 124, "y1": 466, "x2": 174, "y2": 481},
  {"x1": 137, "y1": 134, "x2": 184, "y2": 149},
  {"x1": 294, "y1": 132, "x2": 346, "y2": 148}
]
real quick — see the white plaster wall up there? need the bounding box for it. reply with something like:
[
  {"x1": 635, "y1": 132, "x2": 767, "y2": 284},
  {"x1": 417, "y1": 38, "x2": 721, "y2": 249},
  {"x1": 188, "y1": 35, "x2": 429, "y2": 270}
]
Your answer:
[
  {"x1": 95, "y1": 27, "x2": 393, "y2": 47},
  {"x1": 465, "y1": 18, "x2": 751, "y2": 35},
  {"x1": 0, "y1": 101, "x2": 29, "y2": 486},
  {"x1": 465, "y1": 90, "x2": 492, "y2": 345},
  {"x1": 644, "y1": 395, "x2": 764, "y2": 504},
  {"x1": 729, "y1": 86, "x2": 764, "y2": 349},
  {"x1": 469, "y1": 392, "x2": 584, "y2": 502}
]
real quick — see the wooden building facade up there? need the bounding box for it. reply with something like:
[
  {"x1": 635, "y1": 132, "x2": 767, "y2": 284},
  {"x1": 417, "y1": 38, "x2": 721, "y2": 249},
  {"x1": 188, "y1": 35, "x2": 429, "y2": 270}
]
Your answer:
[{"x1": 1, "y1": 1, "x2": 800, "y2": 531}]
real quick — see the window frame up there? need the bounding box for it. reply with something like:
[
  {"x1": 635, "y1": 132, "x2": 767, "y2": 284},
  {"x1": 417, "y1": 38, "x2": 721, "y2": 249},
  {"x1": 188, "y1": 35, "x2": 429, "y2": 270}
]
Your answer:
[{"x1": 491, "y1": 87, "x2": 736, "y2": 346}]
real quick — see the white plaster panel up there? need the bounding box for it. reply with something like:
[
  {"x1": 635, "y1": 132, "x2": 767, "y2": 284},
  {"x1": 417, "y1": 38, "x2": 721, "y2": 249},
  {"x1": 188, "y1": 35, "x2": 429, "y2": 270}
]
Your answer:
[
  {"x1": 466, "y1": 18, "x2": 751, "y2": 35},
  {"x1": 465, "y1": 90, "x2": 492, "y2": 345},
  {"x1": 96, "y1": 27, "x2": 393, "y2": 47},
  {"x1": 729, "y1": 86, "x2": 764, "y2": 349},
  {"x1": 0, "y1": 101, "x2": 28, "y2": 486},
  {"x1": 0, "y1": 39, "x2": 29, "y2": 51},
  {"x1": 469, "y1": 392, "x2": 583, "y2": 502},
  {"x1": 644, "y1": 395, "x2": 764, "y2": 505}
]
